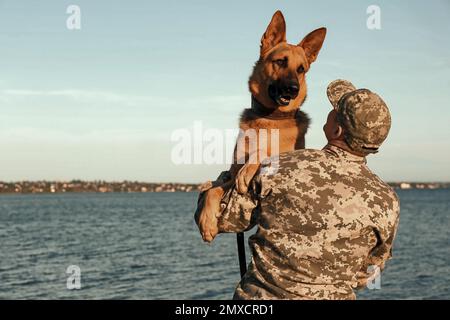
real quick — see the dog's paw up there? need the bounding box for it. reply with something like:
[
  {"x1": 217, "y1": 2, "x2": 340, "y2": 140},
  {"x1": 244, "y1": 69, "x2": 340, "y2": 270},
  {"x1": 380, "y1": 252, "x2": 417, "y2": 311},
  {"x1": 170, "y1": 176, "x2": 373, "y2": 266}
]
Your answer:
[
  {"x1": 198, "y1": 209, "x2": 219, "y2": 243},
  {"x1": 236, "y1": 175, "x2": 249, "y2": 194},
  {"x1": 197, "y1": 188, "x2": 222, "y2": 243},
  {"x1": 200, "y1": 220, "x2": 218, "y2": 243},
  {"x1": 236, "y1": 163, "x2": 259, "y2": 194}
]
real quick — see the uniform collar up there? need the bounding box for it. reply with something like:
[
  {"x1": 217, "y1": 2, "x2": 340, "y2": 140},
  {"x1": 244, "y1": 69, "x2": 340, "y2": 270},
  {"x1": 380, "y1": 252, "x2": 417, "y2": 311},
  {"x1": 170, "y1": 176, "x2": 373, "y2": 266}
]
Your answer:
[{"x1": 323, "y1": 144, "x2": 367, "y2": 164}]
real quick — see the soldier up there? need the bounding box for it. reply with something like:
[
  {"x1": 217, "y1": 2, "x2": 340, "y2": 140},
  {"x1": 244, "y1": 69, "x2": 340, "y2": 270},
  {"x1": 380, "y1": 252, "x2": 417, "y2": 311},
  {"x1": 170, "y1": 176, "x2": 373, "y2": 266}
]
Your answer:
[{"x1": 195, "y1": 79, "x2": 400, "y2": 300}]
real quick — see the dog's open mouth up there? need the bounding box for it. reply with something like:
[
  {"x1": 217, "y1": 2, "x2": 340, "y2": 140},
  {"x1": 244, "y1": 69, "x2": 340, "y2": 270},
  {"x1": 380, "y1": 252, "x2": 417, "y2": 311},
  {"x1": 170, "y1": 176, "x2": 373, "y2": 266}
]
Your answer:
[
  {"x1": 270, "y1": 93, "x2": 291, "y2": 106},
  {"x1": 276, "y1": 95, "x2": 291, "y2": 106},
  {"x1": 268, "y1": 84, "x2": 294, "y2": 106}
]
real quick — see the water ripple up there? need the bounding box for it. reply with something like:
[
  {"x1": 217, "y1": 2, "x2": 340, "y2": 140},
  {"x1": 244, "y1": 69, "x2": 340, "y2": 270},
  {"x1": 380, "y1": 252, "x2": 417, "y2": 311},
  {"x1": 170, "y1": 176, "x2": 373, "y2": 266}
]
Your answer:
[{"x1": 0, "y1": 190, "x2": 448, "y2": 299}]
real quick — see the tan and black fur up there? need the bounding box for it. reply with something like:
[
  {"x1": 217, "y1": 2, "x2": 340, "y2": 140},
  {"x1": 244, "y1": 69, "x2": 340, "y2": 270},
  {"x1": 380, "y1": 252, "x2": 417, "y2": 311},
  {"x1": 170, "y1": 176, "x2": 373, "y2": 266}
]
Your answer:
[{"x1": 198, "y1": 11, "x2": 326, "y2": 242}]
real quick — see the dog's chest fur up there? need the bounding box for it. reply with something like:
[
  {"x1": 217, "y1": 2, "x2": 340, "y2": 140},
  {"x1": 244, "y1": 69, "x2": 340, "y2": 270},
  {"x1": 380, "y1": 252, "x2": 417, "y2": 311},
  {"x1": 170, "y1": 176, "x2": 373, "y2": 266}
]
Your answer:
[{"x1": 238, "y1": 108, "x2": 310, "y2": 155}]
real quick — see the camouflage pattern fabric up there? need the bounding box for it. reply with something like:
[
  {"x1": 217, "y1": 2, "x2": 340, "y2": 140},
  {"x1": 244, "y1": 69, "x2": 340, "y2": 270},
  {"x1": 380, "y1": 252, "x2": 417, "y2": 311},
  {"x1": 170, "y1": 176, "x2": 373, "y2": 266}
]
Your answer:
[
  {"x1": 216, "y1": 144, "x2": 400, "y2": 300},
  {"x1": 327, "y1": 80, "x2": 392, "y2": 155},
  {"x1": 326, "y1": 79, "x2": 356, "y2": 109}
]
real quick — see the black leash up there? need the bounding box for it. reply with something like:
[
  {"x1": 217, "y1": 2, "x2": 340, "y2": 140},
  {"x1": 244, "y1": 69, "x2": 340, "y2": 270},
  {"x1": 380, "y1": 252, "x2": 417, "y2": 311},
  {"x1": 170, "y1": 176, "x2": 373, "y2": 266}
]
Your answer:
[{"x1": 237, "y1": 232, "x2": 247, "y2": 277}]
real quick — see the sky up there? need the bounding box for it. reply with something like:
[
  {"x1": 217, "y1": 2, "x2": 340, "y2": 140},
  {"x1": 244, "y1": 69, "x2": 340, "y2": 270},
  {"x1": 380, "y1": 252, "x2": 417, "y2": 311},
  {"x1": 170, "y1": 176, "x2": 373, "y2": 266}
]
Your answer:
[{"x1": 0, "y1": 0, "x2": 449, "y2": 183}]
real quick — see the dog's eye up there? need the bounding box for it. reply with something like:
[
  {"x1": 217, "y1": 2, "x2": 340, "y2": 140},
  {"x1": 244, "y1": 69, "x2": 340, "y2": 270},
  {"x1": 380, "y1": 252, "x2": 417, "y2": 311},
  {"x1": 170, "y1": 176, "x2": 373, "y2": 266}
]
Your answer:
[
  {"x1": 274, "y1": 58, "x2": 287, "y2": 67},
  {"x1": 297, "y1": 65, "x2": 305, "y2": 73}
]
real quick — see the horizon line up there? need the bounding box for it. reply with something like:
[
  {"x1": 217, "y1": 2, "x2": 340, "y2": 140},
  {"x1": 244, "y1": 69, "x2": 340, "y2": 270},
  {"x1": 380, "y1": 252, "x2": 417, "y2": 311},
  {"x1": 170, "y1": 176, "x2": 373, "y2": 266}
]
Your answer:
[{"x1": 1, "y1": 180, "x2": 450, "y2": 184}]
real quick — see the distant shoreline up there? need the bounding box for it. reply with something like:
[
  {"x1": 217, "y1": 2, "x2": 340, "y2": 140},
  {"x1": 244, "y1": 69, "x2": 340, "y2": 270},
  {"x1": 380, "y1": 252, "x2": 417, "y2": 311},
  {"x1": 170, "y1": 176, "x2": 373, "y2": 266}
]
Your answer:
[{"x1": 0, "y1": 181, "x2": 449, "y2": 194}]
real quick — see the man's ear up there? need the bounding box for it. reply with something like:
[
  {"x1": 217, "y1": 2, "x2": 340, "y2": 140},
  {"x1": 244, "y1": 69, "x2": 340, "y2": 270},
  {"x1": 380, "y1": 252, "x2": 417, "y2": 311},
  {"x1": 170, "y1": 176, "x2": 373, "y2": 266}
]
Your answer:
[
  {"x1": 260, "y1": 10, "x2": 286, "y2": 56},
  {"x1": 298, "y1": 27, "x2": 327, "y2": 65},
  {"x1": 335, "y1": 125, "x2": 344, "y2": 140}
]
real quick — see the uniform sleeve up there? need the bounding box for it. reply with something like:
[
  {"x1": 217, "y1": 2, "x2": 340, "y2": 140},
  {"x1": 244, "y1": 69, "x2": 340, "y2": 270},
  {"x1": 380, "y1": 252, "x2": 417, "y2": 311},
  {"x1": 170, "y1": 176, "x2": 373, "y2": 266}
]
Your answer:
[
  {"x1": 356, "y1": 196, "x2": 400, "y2": 289},
  {"x1": 216, "y1": 174, "x2": 262, "y2": 234}
]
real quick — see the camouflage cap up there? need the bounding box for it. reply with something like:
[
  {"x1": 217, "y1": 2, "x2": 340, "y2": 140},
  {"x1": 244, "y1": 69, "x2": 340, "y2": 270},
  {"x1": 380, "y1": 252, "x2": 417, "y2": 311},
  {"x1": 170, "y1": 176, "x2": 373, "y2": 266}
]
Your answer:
[
  {"x1": 327, "y1": 79, "x2": 356, "y2": 109},
  {"x1": 327, "y1": 79, "x2": 392, "y2": 155}
]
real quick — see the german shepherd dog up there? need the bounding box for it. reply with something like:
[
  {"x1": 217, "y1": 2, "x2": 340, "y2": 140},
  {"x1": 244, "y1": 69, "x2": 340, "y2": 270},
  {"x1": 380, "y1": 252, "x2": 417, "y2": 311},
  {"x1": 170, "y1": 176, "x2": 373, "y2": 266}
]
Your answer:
[{"x1": 197, "y1": 11, "x2": 326, "y2": 242}]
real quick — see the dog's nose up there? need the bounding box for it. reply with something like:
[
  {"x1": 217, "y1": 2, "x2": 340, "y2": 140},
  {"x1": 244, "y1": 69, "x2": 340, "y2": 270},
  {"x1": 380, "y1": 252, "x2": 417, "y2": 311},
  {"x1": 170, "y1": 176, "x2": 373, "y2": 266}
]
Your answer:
[{"x1": 283, "y1": 81, "x2": 299, "y2": 97}]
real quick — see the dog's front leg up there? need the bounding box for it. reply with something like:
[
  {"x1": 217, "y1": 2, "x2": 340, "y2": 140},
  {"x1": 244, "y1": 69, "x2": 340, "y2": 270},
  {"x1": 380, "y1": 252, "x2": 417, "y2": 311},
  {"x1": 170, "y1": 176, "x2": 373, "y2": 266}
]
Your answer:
[
  {"x1": 235, "y1": 150, "x2": 263, "y2": 194},
  {"x1": 198, "y1": 186, "x2": 223, "y2": 242},
  {"x1": 198, "y1": 179, "x2": 234, "y2": 243}
]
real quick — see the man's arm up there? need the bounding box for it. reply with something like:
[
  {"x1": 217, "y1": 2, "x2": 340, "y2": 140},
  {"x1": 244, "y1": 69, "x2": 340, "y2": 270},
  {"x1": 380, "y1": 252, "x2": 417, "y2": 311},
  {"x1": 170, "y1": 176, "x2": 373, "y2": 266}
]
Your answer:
[{"x1": 356, "y1": 206, "x2": 400, "y2": 289}]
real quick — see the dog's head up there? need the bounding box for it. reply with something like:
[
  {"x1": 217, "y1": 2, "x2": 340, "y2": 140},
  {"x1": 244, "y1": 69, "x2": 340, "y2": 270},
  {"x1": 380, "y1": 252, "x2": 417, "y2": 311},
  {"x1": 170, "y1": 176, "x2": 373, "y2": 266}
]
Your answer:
[{"x1": 249, "y1": 11, "x2": 326, "y2": 111}]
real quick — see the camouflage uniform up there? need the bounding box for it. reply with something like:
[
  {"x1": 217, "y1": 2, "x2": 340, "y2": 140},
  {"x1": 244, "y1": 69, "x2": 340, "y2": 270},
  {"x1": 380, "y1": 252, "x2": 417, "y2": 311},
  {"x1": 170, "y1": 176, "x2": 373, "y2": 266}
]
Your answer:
[
  {"x1": 201, "y1": 80, "x2": 400, "y2": 299},
  {"x1": 218, "y1": 144, "x2": 399, "y2": 300}
]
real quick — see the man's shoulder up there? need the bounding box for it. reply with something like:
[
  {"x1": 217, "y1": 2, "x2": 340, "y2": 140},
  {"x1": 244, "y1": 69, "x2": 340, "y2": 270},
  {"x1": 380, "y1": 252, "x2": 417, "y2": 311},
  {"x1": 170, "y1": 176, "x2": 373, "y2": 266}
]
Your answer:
[
  {"x1": 278, "y1": 148, "x2": 329, "y2": 163},
  {"x1": 258, "y1": 148, "x2": 332, "y2": 178},
  {"x1": 354, "y1": 170, "x2": 400, "y2": 232},
  {"x1": 363, "y1": 168, "x2": 397, "y2": 198},
  {"x1": 368, "y1": 173, "x2": 400, "y2": 212},
  {"x1": 278, "y1": 148, "x2": 338, "y2": 170}
]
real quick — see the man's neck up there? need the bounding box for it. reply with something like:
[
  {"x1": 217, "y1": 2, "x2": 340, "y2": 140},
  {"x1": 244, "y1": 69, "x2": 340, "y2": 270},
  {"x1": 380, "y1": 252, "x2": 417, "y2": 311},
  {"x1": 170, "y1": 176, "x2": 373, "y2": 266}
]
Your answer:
[{"x1": 327, "y1": 140, "x2": 366, "y2": 158}]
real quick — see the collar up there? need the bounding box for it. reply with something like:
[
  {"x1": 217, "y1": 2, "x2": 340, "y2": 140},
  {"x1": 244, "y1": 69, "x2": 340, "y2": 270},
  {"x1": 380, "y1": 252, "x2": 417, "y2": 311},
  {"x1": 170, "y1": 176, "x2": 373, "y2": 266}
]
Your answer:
[
  {"x1": 251, "y1": 96, "x2": 299, "y2": 120},
  {"x1": 323, "y1": 144, "x2": 367, "y2": 164}
]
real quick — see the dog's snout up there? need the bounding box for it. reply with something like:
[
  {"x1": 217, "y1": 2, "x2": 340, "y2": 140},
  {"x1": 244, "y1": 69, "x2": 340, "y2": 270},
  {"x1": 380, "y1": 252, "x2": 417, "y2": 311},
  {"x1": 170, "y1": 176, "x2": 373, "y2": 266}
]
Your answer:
[
  {"x1": 268, "y1": 79, "x2": 300, "y2": 106},
  {"x1": 286, "y1": 82, "x2": 299, "y2": 97},
  {"x1": 281, "y1": 80, "x2": 299, "y2": 98}
]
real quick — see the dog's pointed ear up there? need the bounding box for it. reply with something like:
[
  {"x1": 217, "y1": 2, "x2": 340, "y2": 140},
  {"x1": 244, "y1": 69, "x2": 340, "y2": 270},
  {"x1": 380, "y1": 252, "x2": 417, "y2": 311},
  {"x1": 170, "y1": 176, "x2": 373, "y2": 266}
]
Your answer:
[
  {"x1": 298, "y1": 27, "x2": 327, "y2": 65},
  {"x1": 260, "y1": 10, "x2": 286, "y2": 56}
]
